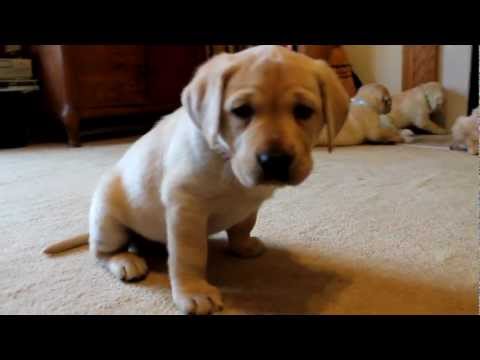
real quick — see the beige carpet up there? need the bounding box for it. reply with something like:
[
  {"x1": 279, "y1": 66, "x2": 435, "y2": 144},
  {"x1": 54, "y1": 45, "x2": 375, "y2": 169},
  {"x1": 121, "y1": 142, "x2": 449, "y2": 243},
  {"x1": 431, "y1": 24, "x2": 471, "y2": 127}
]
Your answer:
[{"x1": 0, "y1": 136, "x2": 478, "y2": 314}]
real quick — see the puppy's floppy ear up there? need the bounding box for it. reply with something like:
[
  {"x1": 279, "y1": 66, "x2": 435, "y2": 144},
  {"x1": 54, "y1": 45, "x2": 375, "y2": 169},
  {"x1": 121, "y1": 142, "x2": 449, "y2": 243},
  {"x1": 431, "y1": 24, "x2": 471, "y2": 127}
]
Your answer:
[
  {"x1": 314, "y1": 60, "x2": 350, "y2": 152},
  {"x1": 181, "y1": 53, "x2": 237, "y2": 153}
]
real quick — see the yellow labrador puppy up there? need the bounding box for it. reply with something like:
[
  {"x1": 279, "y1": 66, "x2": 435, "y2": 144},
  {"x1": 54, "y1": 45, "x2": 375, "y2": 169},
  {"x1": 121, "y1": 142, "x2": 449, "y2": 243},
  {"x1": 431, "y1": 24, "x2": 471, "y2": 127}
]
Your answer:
[
  {"x1": 43, "y1": 45, "x2": 349, "y2": 315},
  {"x1": 316, "y1": 83, "x2": 410, "y2": 146},
  {"x1": 388, "y1": 82, "x2": 449, "y2": 135},
  {"x1": 450, "y1": 107, "x2": 479, "y2": 155}
]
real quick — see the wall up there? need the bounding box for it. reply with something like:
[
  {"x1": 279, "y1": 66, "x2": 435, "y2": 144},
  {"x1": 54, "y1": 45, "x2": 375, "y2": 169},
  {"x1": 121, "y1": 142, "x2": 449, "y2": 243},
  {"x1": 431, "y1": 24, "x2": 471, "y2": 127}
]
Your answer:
[
  {"x1": 439, "y1": 45, "x2": 472, "y2": 128},
  {"x1": 344, "y1": 45, "x2": 472, "y2": 129},
  {"x1": 343, "y1": 45, "x2": 403, "y2": 94}
]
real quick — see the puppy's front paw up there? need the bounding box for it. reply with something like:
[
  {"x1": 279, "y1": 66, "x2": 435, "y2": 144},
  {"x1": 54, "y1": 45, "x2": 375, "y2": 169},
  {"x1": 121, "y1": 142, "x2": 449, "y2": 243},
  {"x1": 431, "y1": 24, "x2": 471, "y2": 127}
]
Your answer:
[
  {"x1": 229, "y1": 236, "x2": 266, "y2": 258},
  {"x1": 401, "y1": 129, "x2": 415, "y2": 143},
  {"x1": 173, "y1": 281, "x2": 223, "y2": 315},
  {"x1": 108, "y1": 252, "x2": 148, "y2": 282}
]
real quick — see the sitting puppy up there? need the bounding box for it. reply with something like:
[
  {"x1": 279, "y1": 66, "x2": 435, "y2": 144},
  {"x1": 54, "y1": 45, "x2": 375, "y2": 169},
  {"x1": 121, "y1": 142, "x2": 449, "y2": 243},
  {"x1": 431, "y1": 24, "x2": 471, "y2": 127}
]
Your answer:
[
  {"x1": 450, "y1": 107, "x2": 479, "y2": 155},
  {"x1": 388, "y1": 82, "x2": 449, "y2": 135},
  {"x1": 316, "y1": 83, "x2": 409, "y2": 146},
  {"x1": 42, "y1": 46, "x2": 349, "y2": 315}
]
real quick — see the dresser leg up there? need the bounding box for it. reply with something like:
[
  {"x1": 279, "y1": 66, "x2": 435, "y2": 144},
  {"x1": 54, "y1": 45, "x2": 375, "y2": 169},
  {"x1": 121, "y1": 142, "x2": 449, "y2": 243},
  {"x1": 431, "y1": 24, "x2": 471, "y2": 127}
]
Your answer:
[
  {"x1": 62, "y1": 106, "x2": 81, "y2": 147},
  {"x1": 66, "y1": 121, "x2": 81, "y2": 147}
]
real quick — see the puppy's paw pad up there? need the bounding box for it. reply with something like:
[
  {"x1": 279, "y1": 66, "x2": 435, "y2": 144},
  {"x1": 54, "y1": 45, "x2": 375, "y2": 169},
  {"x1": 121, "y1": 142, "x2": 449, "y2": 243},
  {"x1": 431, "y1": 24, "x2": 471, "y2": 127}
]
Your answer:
[
  {"x1": 173, "y1": 282, "x2": 223, "y2": 315},
  {"x1": 229, "y1": 237, "x2": 266, "y2": 258},
  {"x1": 108, "y1": 253, "x2": 148, "y2": 282}
]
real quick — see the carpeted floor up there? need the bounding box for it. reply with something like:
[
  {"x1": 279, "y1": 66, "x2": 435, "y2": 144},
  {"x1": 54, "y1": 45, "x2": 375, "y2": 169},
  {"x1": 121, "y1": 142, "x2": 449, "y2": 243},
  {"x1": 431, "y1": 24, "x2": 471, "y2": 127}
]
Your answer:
[{"x1": 0, "y1": 135, "x2": 478, "y2": 314}]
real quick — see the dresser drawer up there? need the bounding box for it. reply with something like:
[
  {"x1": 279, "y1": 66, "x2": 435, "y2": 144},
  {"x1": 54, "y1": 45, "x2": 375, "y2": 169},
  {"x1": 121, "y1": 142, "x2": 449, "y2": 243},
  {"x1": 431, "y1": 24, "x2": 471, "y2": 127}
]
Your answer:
[
  {"x1": 66, "y1": 46, "x2": 145, "y2": 70},
  {"x1": 76, "y1": 70, "x2": 147, "y2": 109},
  {"x1": 66, "y1": 46, "x2": 148, "y2": 108},
  {"x1": 31, "y1": 45, "x2": 207, "y2": 146},
  {"x1": 146, "y1": 46, "x2": 206, "y2": 106}
]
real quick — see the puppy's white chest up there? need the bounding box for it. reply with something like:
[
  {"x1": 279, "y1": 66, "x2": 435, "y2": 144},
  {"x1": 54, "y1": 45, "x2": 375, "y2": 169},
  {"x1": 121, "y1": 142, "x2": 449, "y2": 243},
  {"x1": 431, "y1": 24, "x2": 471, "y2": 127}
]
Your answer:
[{"x1": 207, "y1": 190, "x2": 271, "y2": 234}]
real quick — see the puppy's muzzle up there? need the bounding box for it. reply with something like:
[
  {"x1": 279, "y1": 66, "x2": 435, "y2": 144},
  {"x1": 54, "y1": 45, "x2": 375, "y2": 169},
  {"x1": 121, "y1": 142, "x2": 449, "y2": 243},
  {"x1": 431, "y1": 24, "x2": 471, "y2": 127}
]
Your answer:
[{"x1": 257, "y1": 151, "x2": 294, "y2": 183}]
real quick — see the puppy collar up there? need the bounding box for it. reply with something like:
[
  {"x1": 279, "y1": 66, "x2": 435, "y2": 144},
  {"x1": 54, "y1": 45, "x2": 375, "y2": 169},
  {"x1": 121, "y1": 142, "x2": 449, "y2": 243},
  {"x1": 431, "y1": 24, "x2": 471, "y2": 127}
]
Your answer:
[
  {"x1": 212, "y1": 146, "x2": 231, "y2": 161},
  {"x1": 221, "y1": 151, "x2": 231, "y2": 161},
  {"x1": 214, "y1": 136, "x2": 232, "y2": 161},
  {"x1": 350, "y1": 97, "x2": 380, "y2": 114}
]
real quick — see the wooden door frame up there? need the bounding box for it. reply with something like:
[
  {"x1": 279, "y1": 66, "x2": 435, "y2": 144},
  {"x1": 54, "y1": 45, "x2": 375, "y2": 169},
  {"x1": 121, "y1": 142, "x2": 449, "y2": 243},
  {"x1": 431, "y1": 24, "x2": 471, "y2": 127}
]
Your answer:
[{"x1": 402, "y1": 45, "x2": 440, "y2": 91}]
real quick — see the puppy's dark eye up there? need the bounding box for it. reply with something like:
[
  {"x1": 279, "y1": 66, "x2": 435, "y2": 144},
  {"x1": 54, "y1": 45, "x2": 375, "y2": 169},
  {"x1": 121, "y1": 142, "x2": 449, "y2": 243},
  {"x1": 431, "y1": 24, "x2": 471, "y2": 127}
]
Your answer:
[
  {"x1": 293, "y1": 104, "x2": 314, "y2": 120},
  {"x1": 232, "y1": 104, "x2": 254, "y2": 119}
]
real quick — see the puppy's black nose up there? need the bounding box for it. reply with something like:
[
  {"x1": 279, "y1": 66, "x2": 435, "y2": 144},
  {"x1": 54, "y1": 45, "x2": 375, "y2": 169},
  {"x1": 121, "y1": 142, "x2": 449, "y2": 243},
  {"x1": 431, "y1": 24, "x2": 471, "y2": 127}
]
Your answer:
[{"x1": 257, "y1": 151, "x2": 293, "y2": 182}]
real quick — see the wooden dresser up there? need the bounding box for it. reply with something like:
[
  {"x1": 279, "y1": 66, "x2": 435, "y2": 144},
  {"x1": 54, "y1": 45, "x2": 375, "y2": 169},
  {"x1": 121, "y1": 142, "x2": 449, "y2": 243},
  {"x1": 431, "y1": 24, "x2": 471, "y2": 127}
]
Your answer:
[{"x1": 31, "y1": 45, "x2": 206, "y2": 146}]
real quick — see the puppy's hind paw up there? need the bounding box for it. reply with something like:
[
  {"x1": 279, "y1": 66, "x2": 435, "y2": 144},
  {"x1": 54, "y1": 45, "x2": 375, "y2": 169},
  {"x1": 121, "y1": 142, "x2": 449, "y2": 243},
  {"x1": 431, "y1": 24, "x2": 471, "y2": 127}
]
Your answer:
[{"x1": 108, "y1": 252, "x2": 149, "y2": 282}]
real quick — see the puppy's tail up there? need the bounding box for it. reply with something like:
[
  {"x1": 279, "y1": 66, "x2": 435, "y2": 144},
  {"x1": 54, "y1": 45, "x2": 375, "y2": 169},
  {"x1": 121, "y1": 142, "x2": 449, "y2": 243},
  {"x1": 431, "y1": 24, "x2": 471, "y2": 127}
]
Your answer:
[{"x1": 43, "y1": 234, "x2": 89, "y2": 255}]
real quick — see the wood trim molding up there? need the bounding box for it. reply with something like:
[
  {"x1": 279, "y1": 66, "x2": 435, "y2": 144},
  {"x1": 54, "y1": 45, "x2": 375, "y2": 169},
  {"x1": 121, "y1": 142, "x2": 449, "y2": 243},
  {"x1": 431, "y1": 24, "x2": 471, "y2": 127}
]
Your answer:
[{"x1": 402, "y1": 45, "x2": 440, "y2": 91}]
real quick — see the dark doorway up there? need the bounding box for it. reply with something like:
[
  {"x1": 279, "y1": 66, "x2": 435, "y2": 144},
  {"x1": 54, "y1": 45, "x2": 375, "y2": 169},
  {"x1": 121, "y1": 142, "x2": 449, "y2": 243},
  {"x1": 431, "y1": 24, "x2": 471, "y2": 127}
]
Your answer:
[{"x1": 468, "y1": 45, "x2": 479, "y2": 114}]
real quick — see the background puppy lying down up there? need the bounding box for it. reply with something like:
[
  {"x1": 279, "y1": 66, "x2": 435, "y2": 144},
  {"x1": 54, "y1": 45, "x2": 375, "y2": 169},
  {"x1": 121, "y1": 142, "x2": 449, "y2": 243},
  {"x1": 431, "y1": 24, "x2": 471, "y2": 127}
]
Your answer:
[
  {"x1": 387, "y1": 82, "x2": 448, "y2": 135},
  {"x1": 316, "y1": 84, "x2": 410, "y2": 147},
  {"x1": 450, "y1": 107, "x2": 479, "y2": 155},
  {"x1": 43, "y1": 46, "x2": 350, "y2": 315}
]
